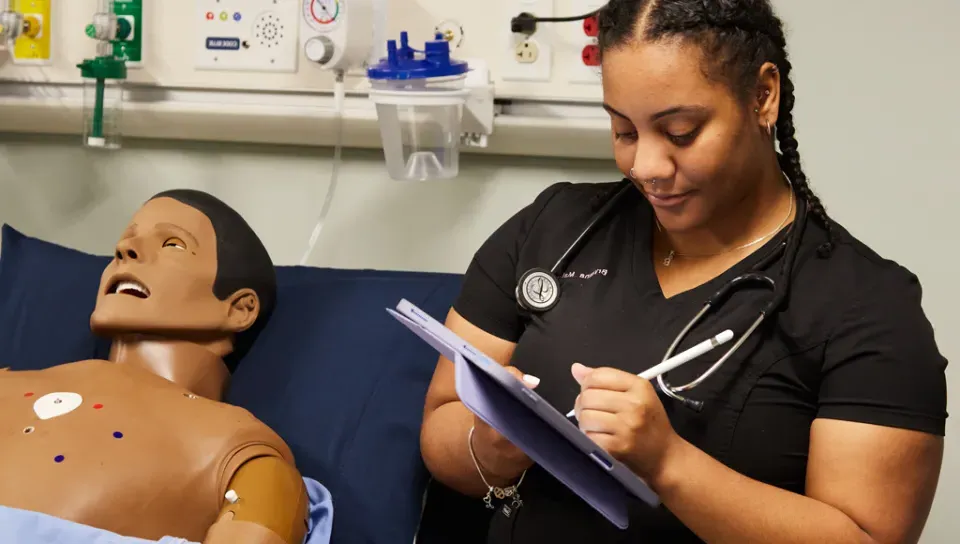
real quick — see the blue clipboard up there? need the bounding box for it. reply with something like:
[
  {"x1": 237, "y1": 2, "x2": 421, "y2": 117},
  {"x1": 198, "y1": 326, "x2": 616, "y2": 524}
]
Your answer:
[{"x1": 388, "y1": 299, "x2": 659, "y2": 529}]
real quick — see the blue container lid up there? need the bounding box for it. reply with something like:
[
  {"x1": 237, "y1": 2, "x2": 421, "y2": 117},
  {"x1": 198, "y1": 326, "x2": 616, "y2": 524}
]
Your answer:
[{"x1": 367, "y1": 31, "x2": 469, "y2": 81}]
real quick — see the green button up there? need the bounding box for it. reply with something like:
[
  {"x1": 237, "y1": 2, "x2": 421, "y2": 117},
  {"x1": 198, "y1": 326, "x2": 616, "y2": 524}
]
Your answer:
[
  {"x1": 219, "y1": 11, "x2": 228, "y2": 21},
  {"x1": 84, "y1": 23, "x2": 97, "y2": 38}
]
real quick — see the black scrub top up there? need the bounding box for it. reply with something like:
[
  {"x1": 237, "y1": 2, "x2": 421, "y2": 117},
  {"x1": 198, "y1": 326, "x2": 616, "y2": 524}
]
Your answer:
[{"x1": 419, "y1": 181, "x2": 948, "y2": 544}]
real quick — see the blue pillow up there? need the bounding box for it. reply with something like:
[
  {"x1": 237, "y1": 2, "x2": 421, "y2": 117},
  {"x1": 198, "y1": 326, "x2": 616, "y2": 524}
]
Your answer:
[
  {"x1": 0, "y1": 226, "x2": 112, "y2": 368},
  {"x1": 0, "y1": 224, "x2": 462, "y2": 544}
]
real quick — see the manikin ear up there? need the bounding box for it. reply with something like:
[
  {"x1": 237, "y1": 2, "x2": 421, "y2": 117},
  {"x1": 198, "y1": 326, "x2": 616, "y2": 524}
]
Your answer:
[
  {"x1": 755, "y1": 61, "x2": 781, "y2": 137},
  {"x1": 223, "y1": 289, "x2": 261, "y2": 333}
]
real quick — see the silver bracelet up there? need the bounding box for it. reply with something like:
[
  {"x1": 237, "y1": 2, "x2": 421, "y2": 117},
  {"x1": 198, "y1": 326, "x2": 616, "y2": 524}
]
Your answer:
[{"x1": 467, "y1": 425, "x2": 527, "y2": 517}]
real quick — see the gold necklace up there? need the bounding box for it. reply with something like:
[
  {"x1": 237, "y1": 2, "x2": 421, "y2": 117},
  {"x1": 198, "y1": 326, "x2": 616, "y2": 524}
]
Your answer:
[{"x1": 661, "y1": 191, "x2": 795, "y2": 267}]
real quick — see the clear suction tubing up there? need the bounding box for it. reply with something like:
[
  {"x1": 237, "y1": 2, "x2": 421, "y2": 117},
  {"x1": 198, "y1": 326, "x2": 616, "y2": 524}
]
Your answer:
[{"x1": 366, "y1": 32, "x2": 471, "y2": 181}]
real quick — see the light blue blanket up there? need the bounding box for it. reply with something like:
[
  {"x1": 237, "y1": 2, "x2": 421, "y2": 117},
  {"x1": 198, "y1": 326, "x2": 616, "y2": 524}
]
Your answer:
[{"x1": 0, "y1": 477, "x2": 333, "y2": 544}]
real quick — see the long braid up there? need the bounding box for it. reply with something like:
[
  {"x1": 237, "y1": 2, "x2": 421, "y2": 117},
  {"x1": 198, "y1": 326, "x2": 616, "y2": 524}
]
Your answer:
[
  {"x1": 769, "y1": 73, "x2": 835, "y2": 256},
  {"x1": 598, "y1": 0, "x2": 836, "y2": 257}
]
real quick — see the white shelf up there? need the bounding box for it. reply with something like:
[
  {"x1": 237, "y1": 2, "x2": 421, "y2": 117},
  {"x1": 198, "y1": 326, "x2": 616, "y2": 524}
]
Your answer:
[{"x1": 0, "y1": 82, "x2": 613, "y2": 160}]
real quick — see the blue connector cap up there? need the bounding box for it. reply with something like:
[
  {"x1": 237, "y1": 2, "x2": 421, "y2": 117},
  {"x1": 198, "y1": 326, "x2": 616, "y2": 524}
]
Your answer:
[{"x1": 367, "y1": 31, "x2": 469, "y2": 81}]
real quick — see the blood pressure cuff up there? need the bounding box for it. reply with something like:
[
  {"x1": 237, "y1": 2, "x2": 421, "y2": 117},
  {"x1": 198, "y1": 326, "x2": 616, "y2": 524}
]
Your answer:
[{"x1": 0, "y1": 224, "x2": 463, "y2": 544}]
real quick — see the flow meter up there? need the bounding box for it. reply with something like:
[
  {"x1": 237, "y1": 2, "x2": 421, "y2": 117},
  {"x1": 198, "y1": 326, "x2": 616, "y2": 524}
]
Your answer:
[
  {"x1": 0, "y1": 7, "x2": 23, "y2": 45},
  {"x1": 77, "y1": 0, "x2": 143, "y2": 150}
]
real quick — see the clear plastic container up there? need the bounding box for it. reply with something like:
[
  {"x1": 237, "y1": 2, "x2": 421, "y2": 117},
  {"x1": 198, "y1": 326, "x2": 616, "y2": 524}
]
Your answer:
[
  {"x1": 367, "y1": 32, "x2": 470, "y2": 181},
  {"x1": 369, "y1": 77, "x2": 469, "y2": 181},
  {"x1": 81, "y1": 76, "x2": 124, "y2": 150},
  {"x1": 77, "y1": 54, "x2": 127, "y2": 150}
]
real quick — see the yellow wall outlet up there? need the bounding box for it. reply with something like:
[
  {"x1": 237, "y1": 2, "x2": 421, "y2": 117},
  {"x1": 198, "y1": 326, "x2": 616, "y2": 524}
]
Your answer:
[{"x1": 12, "y1": 0, "x2": 52, "y2": 65}]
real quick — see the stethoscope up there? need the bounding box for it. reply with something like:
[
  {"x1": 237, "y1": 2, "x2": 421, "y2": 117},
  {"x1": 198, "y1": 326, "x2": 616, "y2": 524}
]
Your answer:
[{"x1": 515, "y1": 178, "x2": 809, "y2": 411}]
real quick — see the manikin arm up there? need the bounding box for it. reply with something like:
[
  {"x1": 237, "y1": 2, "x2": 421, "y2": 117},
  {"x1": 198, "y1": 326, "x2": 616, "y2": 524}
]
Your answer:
[{"x1": 204, "y1": 456, "x2": 309, "y2": 544}]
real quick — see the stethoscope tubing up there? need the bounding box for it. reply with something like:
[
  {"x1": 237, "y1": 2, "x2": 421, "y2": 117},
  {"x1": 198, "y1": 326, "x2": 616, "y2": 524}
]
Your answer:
[
  {"x1": 519, "y1": 178, "x2": 810, "y2": 411},
  {"x1": 550, "y1": 180, "x2": 635, "y2": 275},
  {"x1": 658, "y1": 200, "x2": 809, "y2": 410}
]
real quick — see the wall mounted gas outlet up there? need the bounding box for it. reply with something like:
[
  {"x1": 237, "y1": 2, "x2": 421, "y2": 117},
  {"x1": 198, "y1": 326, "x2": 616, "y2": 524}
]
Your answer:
[
  {"x1": 113, "y1": 0, "x2": 144, "y2": 68},
  {"x1": 568, "y1": 0, "x2": 603, "y2": 85},
  {"x1": 11, "y1": 0, "x2": 52, "y2": 66}
]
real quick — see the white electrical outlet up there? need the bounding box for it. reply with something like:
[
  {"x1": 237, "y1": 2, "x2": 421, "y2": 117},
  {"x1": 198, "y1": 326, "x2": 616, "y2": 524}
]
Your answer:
[
  {"x1": 515, "y1": 40, "x2": 540, "y2": 63},
  {"x1": 195, "y1": 0, "x2": 300, "y2": 73},
  {"x1": 568, "y1": 0, "x2": 603, "y2": 85},
  {"x1": 501, "y1": 0, "x2": 553, "y2": 82}
]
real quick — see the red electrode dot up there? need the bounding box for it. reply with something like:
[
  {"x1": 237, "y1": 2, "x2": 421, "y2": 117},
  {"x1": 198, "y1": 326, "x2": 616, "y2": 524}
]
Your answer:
[
  {"x1": 24, "y1": 392, "x2": 34, "y2": 397},
  {"x1": 93, "y1": 403, "x2": 104, "y2": 410}
]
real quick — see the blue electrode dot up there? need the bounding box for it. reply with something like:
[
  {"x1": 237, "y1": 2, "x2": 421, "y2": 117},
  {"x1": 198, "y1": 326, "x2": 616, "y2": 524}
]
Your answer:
[
  {"x1": 113, "y1": 431, "x2": 123, "y2": 439},
  {"x1": 54, "y1": 455, "x2": 64, "y2": 463}
]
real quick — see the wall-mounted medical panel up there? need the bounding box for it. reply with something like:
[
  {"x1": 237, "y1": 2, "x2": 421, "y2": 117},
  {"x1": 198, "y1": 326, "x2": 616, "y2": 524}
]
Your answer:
[
  {"x1": 10, "y1": 0, "x2": 53, "y2": 65},
  {"x1": 112, "y1": 0, "x2": 144, "y2": 67},
  {"x1": 194, "y1": 0, "x2": 300, "y2": 73},
  {"x1": 0, "y1": 1, "x2": 615, "y2": 158},
  {"x1": 0, "y1": 1, "x2": 610, "y2": 101}
]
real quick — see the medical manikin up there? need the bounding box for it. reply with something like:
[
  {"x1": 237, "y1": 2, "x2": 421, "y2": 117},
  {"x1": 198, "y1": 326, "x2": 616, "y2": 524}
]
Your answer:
[{"x1": 0, "y1": 190, "x2": 308, "y2": 544}]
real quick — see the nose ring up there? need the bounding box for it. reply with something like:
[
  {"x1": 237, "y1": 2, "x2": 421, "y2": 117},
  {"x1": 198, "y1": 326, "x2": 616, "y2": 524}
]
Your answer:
[{"x1": 629, "y1": 168, "x2": 657, "y2": 185}]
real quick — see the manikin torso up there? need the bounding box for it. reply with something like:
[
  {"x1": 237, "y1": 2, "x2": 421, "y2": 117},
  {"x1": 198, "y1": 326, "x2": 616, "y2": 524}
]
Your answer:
[
  {"x1": 0, "y1": 349, "x2": 294, "y2": 542},
  {"x1": 0, "y1": 194, "x2": 309, "y2": 544}
]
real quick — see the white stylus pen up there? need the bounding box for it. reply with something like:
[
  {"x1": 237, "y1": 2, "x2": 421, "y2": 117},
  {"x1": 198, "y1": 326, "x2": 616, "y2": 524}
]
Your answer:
[{"x1": 566, "y1": 329, "x2": 735, "y2": 418}]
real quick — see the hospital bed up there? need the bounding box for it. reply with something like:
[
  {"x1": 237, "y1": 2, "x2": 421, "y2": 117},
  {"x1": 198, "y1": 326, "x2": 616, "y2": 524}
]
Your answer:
[{"x1": 0, "y1": 224, "x2": 467, "y2": 544}]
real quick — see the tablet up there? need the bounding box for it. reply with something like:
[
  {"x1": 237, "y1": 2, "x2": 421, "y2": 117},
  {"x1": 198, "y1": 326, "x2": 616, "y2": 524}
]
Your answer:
[{"x1": 388, "y1": 299, "x2": 659, "y2": 529}]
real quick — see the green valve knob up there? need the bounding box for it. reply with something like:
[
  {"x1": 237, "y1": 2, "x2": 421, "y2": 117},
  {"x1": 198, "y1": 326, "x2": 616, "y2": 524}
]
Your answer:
[
  {"x1": 84, "y1": 23, "x2": 97, "y2": 38},
  {"x1": 116, "y1": 18, "x2": 131, "y2": 40}
]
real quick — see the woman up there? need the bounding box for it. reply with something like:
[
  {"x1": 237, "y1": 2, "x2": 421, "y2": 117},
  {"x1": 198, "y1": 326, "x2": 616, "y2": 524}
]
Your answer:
[{"x1": 418, "y1": 1, "x2": 947, "y2": 542}]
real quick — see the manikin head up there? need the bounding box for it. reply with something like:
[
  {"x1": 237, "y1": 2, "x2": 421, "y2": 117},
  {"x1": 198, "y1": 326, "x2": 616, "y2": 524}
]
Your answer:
[{"x1": 90, "y1": 190, "x2": 277, "y2": 371}]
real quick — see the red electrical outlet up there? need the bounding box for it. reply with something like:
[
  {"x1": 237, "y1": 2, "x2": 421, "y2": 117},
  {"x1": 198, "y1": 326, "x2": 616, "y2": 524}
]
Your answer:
[
  {"x1": 583, "y1": 15, "x2": 599, "y2": 37},
  {"x1": 582, "y1": 44, "x2": 600, "y2": 66}
]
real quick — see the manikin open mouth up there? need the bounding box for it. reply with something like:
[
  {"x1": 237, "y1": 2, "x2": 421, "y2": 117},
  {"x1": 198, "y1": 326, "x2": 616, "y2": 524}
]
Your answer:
[{"x1": 107, "y1": 278, "x2": 151, "y2": 299}]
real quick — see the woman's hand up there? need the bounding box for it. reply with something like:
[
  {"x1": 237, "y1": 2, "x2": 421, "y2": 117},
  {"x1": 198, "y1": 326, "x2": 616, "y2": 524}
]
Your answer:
[
  {"x1": 572, "y1": 363, "x2": 681, "y2": 484},
  {"x1": 470, "y1": 366, "x2": 540, "y2": 484}
]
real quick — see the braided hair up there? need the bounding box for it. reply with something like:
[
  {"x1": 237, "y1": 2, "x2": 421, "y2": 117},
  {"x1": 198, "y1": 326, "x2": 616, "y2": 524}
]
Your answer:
[{"x1": 597, "y1": 0, "x2": 835, "y2": 257}]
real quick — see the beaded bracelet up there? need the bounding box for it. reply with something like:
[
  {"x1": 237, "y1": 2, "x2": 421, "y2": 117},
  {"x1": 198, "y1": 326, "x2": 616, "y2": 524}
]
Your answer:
[{"x1": 467, "y1": 425, "x2": 527, "y2": 517}]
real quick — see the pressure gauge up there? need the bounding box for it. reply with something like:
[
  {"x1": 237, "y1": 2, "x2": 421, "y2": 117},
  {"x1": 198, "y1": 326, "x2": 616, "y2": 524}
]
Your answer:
[{"x1": 303, "y1": 0, "x2": 340, "y2": 32}]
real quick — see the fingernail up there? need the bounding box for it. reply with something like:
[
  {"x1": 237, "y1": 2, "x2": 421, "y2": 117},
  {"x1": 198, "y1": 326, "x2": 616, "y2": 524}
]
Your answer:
[
  {"x1": 522, "y1": 374, "x2": 541, "y2": 387},
  {"x1": 571, "y1": 363, "x2": 590, "y2": 385}
]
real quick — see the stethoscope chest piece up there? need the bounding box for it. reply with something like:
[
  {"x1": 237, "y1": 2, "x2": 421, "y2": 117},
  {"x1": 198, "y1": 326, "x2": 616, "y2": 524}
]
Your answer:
[{"x1": 516, "y1": 268, "x2": 561, "y2": 312}]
